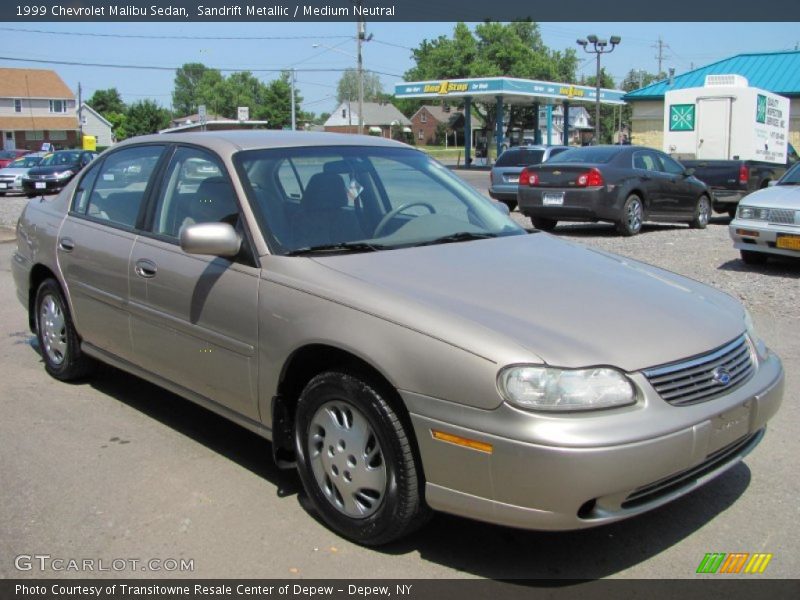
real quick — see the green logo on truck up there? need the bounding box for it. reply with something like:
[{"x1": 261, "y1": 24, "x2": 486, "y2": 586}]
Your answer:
[
  {"x1": 669, "y1": 104, "x2": 695, "y2": 131},
  {"x1": 756, "y1": 94, "x2": 767, "y2": 123}
]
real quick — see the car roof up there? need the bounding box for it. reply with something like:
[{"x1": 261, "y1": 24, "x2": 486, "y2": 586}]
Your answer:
[{"x1": 112, "y1": 130, "x2": 415, "y2": 156}]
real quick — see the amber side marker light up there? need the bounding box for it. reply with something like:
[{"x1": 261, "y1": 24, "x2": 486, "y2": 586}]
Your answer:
[
  {"x1": 431, "y1": 430, "x2": 493, "y2": 454},
  {"x1": 736, "y1": 229, "x2": 760, "y2": 237}
]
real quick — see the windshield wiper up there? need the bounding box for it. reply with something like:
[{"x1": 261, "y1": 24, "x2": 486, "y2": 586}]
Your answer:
[
  {"x1": 417, "y1": 231, "x2": 499, "y2": 247},
  {"x1": 285, "y1": 242, "x2": 387, "y2": 256}
]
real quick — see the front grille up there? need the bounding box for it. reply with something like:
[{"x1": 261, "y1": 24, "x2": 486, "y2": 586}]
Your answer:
[
  {"x1": 622, "y1": 430, "x2": 762, "y2": 509},
  {"x1": 768, "y1": 208, "x2": 798, "y2": 225},
  {"x1": 644, "y1": 335, "x2": 755, "y2": 406}
]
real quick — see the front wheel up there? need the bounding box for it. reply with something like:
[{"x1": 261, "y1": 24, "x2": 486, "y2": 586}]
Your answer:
[
  {"x1": 34, "y1": 279, "x2": 93, "y2": 380},
  {"x1": 294, "y1": 371, "x2": 428, "y2": 546},
  {"x1": 690, "y1": 195, "x2": 711, "y2": 229},
  {"x1": 616, "y1": 194, "x2": 643, "y2": 236}
]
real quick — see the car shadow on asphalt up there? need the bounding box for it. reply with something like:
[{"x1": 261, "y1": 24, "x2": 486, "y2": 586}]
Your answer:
[
  {"x1": 22, "y1": 337, "x2": 752, "y2": 580},
  {"x1": 718, "y1": 257, "x2": 800, "y2": 278},
  {"x1": 547, "y1": 223, "x2": 686, "y2": 237}
]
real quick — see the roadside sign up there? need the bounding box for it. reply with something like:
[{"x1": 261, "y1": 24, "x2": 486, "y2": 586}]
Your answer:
[
  {"x1": 198, "y1": 104, "x2": 207, "y2": 123},
  {"x1": 238, "y1": 106, "x2": 249, "y2": 121}
]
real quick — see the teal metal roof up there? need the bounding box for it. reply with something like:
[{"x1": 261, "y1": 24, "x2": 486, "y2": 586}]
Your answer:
[{"x1": 625, "y1": 51, "x2": 800, "y2": 101}]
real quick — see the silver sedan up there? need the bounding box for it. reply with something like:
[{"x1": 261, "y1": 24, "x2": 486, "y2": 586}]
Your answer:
[{"x1": 12, "y1": 131, "x2": 783, "y2": 545}]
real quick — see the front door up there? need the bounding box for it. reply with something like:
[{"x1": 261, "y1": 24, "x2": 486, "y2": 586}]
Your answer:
[
  {"x1": 128, "y1": 146, "x2": 261, "y2": 420},
  {"x1": 3, "y1": 132, "x2": 14, "y2": 150}
]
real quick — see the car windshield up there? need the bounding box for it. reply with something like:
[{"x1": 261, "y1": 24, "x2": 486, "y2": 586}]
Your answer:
[
  {"x1": 0, "y1": 150, "x2": 19, "y2": 159},
  {"x1": 235, "y1": 145, "x2": 526, "y2": 255},
  {"x1": 9, "y1": 156, "x2": 42, "y2": 168},
  {"x1": 549, "y1": 147, "x2": 620, "y2": 163},
  {"x1": 38, "y1": 151, "x2": 81, "y2": 167},
  {"x1": 495, "y1": 149, "x2": 545, "y2": 167},
  {"x1": 778, "y1": 162, "x2": 800, "y2": 185}
]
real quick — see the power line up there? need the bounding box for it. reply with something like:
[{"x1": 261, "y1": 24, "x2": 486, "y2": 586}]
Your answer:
[
  {"x1": 0, "y1": 55, "x2": 403, "y2": 78},
  {"x1": 0, "y1": 26, "x2": 352, "y2": 41}
]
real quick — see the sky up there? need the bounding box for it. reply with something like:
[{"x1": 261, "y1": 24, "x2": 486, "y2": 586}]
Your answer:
[{"x1": 1, "y1": 21, "x2": 798, "y2": 117}]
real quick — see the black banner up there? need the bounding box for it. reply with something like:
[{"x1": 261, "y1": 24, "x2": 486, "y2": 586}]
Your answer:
[
  {"x1": 3, "y1": 580, "x2": 800, "y2": 600},
  {"x1": 3, "y1": 0, "x2": 800, "y2": 22}
]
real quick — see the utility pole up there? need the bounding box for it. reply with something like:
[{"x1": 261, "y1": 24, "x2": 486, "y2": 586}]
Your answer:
[
  {"x1": 290, "y1": 68, "x2": 296, "y2": 131},
  {"x1": 653, "y1": 36, "x2": 668, "y2": 75},
  {"x1": 77, "y1": 82, "x2": 83, "y2": 144},
  {"x1": 356, "y1": 13, "x2": 365, "y2": 136}
]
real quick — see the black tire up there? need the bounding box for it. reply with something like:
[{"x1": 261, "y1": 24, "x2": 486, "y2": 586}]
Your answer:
[
  {"x1": 34, "y1": 279, "x2": 93, "y2": 381},
  {"x1": 294, "y1": 371, "x2": 429, "y2": 546},
  {"x1": 690, "y1": 195, "x2": 711, "y2": 229},
  {"x1": 616, "y1": 194, "x2": 644, "y2": 236},
  {"x1": 740, "y1": 250, "x2": 768, "y2": 265},
  {"x1": 26, "y1": 193, "x2": 37, "y2": 199},
  {"x1": 531, "y1": 217, "x2": 557, "y2": 231},
  {"x1": 501, "y1": 199, "x2": 517, "y2": 212}
]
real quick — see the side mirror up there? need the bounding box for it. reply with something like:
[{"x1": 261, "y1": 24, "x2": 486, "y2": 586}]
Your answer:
[
  {"x1": 492, "y1": 200, "x2": 511, "y2": 215},
  {"x1": 180, "y1": 222, "x2": 241, "y2": 257},
  {"x1": 684, "y1": 167, "x2": 695, "y2": 177}
]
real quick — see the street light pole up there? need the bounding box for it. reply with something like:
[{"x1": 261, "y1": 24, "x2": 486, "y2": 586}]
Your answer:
[
  {"x1": 577, "y1": 35, "x2": 621, "y2": 143},
  {"x1": 357, "y1": 16, "x2": 365, "y2": 135}
]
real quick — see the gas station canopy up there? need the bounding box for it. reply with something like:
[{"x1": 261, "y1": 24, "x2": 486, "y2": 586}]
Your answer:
[{"x1": 394, "y1": 76, "x2": 627, "y2": 165}]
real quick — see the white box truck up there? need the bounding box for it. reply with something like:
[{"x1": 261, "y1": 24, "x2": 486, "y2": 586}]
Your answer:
[{"x1": 663, "y1": 75, "x2": 796, "y2": 216}]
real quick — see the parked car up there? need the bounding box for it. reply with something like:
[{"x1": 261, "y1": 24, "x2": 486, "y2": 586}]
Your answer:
[
  {"x1": 517, "y1": 145, "x2": 713, "y2": 235},
  {"x1": 0, "y1": 149, "x2": 31, "y2": 168},
  {"x1": 729, "y1": 161, "x2": 800, "y2": 264},
  {"x1": 13, "y1": 132, "x2": 783, "y2": 545},
  {"x1": 0, "y1": 152, "x2": 46, "y2": 195},
  {"x1": 681, "y1": 145, "x2": 797, "y2": 217},
  {"x1": 489, "y1": 145, "x2": 569, "y2": 211},
  {"x1": 21, "y1": 150, "x2": 97, "y2": 197}
]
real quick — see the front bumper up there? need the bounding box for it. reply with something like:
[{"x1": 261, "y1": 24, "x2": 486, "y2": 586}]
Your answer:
[
  {"x1": 405, "y1": 351, "x2": 783, "y2": 531},
  {"x1": 729, "y1": 218, "x2": 800, "y2": 259},
  {"x1": 0, "y1": 178, "x2": 23, "y2": 193},
  {"x1": 22, "y1": 179, "x2": 68, "y2": 195}
]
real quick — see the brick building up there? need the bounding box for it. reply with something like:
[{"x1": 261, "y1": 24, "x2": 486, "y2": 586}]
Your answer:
[{"x1": 410, "y1": 104, "x2": 481, "y2": 146}]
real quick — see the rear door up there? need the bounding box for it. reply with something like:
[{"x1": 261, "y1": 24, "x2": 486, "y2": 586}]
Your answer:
[
  {"x1": 58, "y1": 144, "x2": 166, "y2": 362},
  {"x1": 128, "y1": 145, "x2": 261, "y2": 420}
]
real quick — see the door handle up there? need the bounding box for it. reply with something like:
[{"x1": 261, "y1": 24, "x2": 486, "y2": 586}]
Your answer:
[
  {"x1": 58, "y1": 238, "x2": 75, "y2": 252},
  {"x1": 134, "y1": 259, "x2": 157, "y2": 278}
]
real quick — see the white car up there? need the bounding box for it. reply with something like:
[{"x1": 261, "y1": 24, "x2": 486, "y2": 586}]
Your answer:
[
  {"x1": 730, "y1": 161, "x2": 800, "y2": 264},
  {"x1": 0, "y1": 153, "x2": 46, "y2": 195}
]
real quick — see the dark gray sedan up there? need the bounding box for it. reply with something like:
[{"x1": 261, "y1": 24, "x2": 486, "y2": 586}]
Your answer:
[
  {"x1": 488, "y1": 145, "x2": 569, "y2": 211},
  {"x1": 517, "y1": 145, "x2": 712, "y2": 235}
]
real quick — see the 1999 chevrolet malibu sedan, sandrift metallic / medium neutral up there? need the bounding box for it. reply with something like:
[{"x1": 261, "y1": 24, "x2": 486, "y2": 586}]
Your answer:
[{"x1": 12, "y1": 131, "x2": 784, "y2": 545}]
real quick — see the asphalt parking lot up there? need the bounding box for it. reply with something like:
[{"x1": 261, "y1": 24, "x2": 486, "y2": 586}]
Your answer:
[{"x1": 0, "y1": 175, "x2": 797, "y2": 580}]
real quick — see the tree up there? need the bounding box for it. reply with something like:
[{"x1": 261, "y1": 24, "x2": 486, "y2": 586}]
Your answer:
[
  {"x1": 405, "y1": 22, "x2": 579, "y2": 143},
  {"x1": 336, "y1": 69, "x2": 384, "y2": 104},
  {"x1": 172, "y1": 63, "x2": 211, "y2": 116},
  {"x1": 87, "y1": 88, "x2": 125, "y2": 116},
  {"x1": 104, "y1": 112, "x2": 129, "y2": 141},
  {"x1": 260, "y1": 71, "x2": 304, "y2": 129},
  {"x1": 126, "y1": 100, "x2": 171, "y2": 136}
]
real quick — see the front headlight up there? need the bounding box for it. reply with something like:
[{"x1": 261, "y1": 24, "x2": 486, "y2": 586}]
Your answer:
[
  {"x1": 744, "y1": 309, "x2": 768, "y2": 362},
  {"x1": 738, "y1": 205, "x2": 769, "y2": 220},
  {"x1": 497, "y1": 365, "x2": 636, "y2": 412},
  {"x1": 55, "y1": 170, "x2": 74, "y2": 179}
]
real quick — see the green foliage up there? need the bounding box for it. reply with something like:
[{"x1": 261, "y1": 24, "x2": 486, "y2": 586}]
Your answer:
[
  {"x1": 87, "y1": 88, "x2": 125, "y2": 116},
  {"x1": 172, "y1": 63, "x2": 210, "y2": 116},
  {"x1": 336, "y1": 69, "x2": 384, "y2": 104},
  {"x1": 104, "y1": 111, "x2": 129, "y2": 141},
  {"x1": 435, "y1": 122, "x2": 448, "y2": 145},
  {"x1": 126, "y1": 100, "x2": 172, "y2": 137},
  {"x1": 405, "y1": 22, "x2": 579, "y2": 139}
]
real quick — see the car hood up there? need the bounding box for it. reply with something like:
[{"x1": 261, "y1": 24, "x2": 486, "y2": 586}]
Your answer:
[
  {"x1": 310, "y1": 234, "x2": 746, "y2": 373},
  {"x1": 740, "y1": 184, "x2": 800, "y2": 207},
  {"x1": 27, "y1": 164, "x2": 79, "y2": 176},
  {"x1": 0, "y1": 167, "x2": 28, "y2": 176}
]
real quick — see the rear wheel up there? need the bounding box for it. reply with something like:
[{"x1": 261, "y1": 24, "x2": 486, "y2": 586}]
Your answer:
[
  {"x1": 690, "y1": 195, "x2": 711, "y2": 229},
  {"x1": 616, "y1": 194, "x2": 643, "y2": 236},
  {"x1": 531, "y1": 217, "x2": 558, "y2": 231},
  {"x1": 34, "y1": 279, "x2": 93, "y2": 380},
  {"x1": 740, "y1": 250, "x2": 768, "y2": 265},
  {"x1": 501, "y1": 199, "x2": 517, "y2": 212},
  {"x1": 294, "y1": 371, "x2": 428, "y2": 546}
]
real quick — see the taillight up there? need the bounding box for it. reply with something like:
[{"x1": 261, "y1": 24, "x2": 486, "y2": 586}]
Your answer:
[
  {"x1": 520, "y1": 168, "x2": 538, "y2": 186},
  {"x1": 576, "y1": 168, "x2": 604, "y2": 187},
  {"x1": 739, "y1": 164, "x2": 749, "y2": 185}
]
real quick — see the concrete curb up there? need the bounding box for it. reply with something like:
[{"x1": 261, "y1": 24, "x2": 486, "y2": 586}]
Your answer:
[{"x1": 0, "y1": 227, "x2": 16, "y2": 244}]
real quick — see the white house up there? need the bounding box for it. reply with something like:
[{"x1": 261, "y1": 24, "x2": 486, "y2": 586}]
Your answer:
[
  {"x1": 80, "y1": 103, "x2": 114, "y2": 148},
  {"x1": 537, "y1": 105, "x2": 593, "y2": 145},
  {"x1": 324, "y1": 101, "x2": 411, "y2": 137}
]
